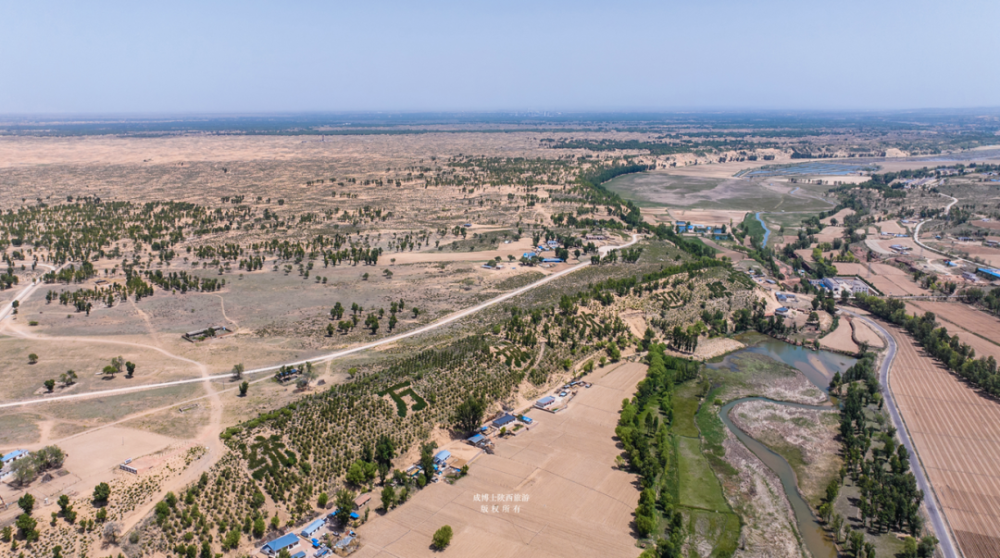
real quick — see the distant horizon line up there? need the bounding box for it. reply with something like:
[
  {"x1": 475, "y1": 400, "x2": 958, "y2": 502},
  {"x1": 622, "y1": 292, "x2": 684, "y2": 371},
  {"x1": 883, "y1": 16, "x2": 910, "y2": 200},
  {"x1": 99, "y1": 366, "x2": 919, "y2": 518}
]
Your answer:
[{"x1": 2, "y1": 107, "x2": 1000, "y2": 120}]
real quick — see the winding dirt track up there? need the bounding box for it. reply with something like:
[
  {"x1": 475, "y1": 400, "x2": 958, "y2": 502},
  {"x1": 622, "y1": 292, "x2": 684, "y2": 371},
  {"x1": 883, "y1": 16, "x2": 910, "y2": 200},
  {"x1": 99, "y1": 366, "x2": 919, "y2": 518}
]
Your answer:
[{"x1": 0, "y1": 235, "x2": 639, "y2": 410}]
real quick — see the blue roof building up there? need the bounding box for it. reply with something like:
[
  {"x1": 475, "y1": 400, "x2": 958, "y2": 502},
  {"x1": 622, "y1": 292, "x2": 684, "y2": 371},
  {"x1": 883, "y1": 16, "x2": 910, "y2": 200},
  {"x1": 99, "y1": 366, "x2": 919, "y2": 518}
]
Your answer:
[
  {"x1": 1, "y1": 450, "x2": 27, "y2": 464},
  {"x1": 349, "y1": 512, "x2": 360, "y2": 520},
  {"x1": 536, "y1": 396, "x2": 555, "y2": 407},
  {"x1": 262, "y1": 533, "x2": 300, "y2": 555},
  {"x1": 522, "y1": 252, "x2": 536, "y2": 259},
  {"x1": 492, "y1": 414, "x2": 516, "y2": 428},
  {"x1": 301, "y1": 519, "x2": 325, "y2": 537},
  {"x1": 291, "y1": 552, "x2": 307, "y2": 558},
  {"x1": 467, "y1": 434, "x2": 486, "y2": 445},
  {"x1": 542, "y1": 258, "x2": 563, "y2": 263},
  {"x1": 978, "y1": 267, "x2": 1000, "y2": 279},
  {"x1": 433, "y1": 450, "x2": 452, "y2": 464}
]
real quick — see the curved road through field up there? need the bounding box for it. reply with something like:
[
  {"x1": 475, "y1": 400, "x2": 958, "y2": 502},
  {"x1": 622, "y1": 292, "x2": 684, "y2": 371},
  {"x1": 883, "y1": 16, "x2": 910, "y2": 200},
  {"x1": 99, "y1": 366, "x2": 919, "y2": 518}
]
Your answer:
[
  {"x1": 0, "y1": 234, "x2": 640, "y2": 410},
  {"x1": 913, "y1": 194, "x2": 963, "y2": 263},
  {"x1": 846, "y1": 311, "x2": 959, "y2": 558}
]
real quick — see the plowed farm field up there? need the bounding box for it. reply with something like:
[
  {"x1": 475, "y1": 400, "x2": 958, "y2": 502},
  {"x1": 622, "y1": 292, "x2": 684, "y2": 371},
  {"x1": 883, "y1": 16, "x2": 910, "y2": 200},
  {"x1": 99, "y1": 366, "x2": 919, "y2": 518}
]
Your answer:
[
  {"x1": 906, "y1": 302, "x2": 1000, "y2": 361},
  {"x1": 867, "y1": 263, "x2": 927, "y2": 296},
  {"x1": 889, "y1": 326, "x2": 1000, "y2": 558}
]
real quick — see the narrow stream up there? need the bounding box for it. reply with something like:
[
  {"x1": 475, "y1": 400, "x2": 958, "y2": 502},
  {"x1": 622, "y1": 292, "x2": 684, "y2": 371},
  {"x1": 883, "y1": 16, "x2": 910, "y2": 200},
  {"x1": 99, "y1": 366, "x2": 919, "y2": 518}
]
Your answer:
[
  {"x1": 719, "y1": 398, "x2": 837, "y2": 558},
  {"x1": 714, "y1": 340, "x2": 855, "y2": 558},
  {"x1": 754, "y1": 211, "x2": 771, "y2": 247}
]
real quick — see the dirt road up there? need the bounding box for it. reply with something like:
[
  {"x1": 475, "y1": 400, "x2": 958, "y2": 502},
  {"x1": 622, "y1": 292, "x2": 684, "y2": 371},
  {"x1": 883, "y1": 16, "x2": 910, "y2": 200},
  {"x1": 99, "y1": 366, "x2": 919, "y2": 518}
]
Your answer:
[{"x1": 0, "y1": 234, "x2": 640, "y2": 410}]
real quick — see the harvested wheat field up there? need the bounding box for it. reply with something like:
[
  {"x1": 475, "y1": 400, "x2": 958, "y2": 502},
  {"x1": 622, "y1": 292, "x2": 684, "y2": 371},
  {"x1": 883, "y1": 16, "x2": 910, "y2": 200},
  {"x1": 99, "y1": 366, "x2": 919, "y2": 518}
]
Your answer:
[
  {"x1": 815, "y1": 226, "x2": 845, "y2": 244},
  {"x1": 819, "y1": 319, "x2": 858, "y2": 354},
  {"x1": 907, "y1": 302, "x2": 1000, "y2": 346},
  {"x1": 834, "y1": 262, "x2": 869, "y2": 276},
  {"x1": 888, "y1": 326, "x2": 1000, "y2": 558},
  {"x1": 878, "y1": 220, "x2": 909, "y2": 235},
  {"x1": 354, "y1": 362, "x2": 648, "y2": 558},
  {"x1": 851, "y1": 318, "x2": 885, "y2": 349},
  {"x1": 866, "y1": 263, "x2": 927, "y2": 296},
  {"x1": 821, "y1": 208, "x2": 854, "y2": 225},
  {"x1": 905, "y1": 302, "x2": 1000, "y2": 361}
]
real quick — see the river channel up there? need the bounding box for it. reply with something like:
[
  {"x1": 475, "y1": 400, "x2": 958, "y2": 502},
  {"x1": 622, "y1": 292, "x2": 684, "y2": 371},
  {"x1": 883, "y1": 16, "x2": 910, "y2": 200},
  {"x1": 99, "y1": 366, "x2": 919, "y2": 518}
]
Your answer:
[{"x1": 712, "y1": 337, "x2": 856, "y2": 558}]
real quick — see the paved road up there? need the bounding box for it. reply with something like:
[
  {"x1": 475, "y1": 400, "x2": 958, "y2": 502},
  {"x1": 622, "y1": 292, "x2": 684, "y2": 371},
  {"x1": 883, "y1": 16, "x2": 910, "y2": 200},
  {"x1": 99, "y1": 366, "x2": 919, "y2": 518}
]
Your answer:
[
  {"x1": 848, "y1": 312, "x2": 959, "y2": 558},
  {"x1": 0, "y1": 235, "x2": 640, "y2": 409},
  {"x1": 0, "y1": 263, "x2": 63, "y2": 322},
  {"x1": 914, "y1": 194, "x2": 964, "y2": 263}
]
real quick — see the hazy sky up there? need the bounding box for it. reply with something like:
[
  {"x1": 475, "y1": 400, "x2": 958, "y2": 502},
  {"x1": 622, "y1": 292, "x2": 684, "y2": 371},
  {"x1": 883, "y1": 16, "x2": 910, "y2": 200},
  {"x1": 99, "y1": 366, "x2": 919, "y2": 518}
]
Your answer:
[{"x1": 2, "y1": 0, "x2": 998, "y2": 114}]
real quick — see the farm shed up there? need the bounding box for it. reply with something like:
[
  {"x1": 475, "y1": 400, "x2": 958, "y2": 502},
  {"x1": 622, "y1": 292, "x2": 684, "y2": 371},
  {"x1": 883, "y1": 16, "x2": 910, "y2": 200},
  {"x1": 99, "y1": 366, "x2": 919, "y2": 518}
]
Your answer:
[
  {"x1": 535, "y1": 396, "x2": 555, "y2": 409},
  {"x1": 1, "y1": 450, "x2": 28, "y2": 465},
  {"x1": 354, "y1": 493, "x2": 372, "y2": 509},
  {"x1": 433, "y1": 450, "x2": 452, "y2": 464},
  {"x1": 542, "y1": 258, "x2": 563, "y2": 263},
  {"x1": 492, "y1": 414, "x2": 516, "y2": 428},
  {"x1": 301, "y1": 519, "x2": 325, "y2": 537},
  {"x1": 261, "y1": 533, "x2": 300, "y2": 556},
  {"x1": 978, "y1": 267, "x2": 1000, "y2": 280},
  {"x1": 467, "y1": 434, "x2": 486, "y2": 446}
]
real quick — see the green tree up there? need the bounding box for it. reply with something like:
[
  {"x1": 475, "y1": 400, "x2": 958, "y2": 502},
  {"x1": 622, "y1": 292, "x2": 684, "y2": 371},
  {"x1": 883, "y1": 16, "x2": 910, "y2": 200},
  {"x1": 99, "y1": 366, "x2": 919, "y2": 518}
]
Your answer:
[
  {"x1": 825, "y1": 479, "x2": 840, "y2": 504},
  {"x1": 43, "y1": 379, "x2": 56, "y2": 392},
  {"x1": 607, "y1": 342, "x2": 621, "y2": 362},
  {"x1": 334, "y1": 490, "x2": 356, "y2": 524},
  {"x1": 318, "y1": 492, "x2": 329, "y2": 508},
  {"x1": 125, "y1": 361, "x2": 136, "y2": 377},
  {"x1": 231, "y1": 363, "x2": 244, "y2": 380},
  {"x1": 452, "y1": 396, "x2": 486, "y2": 434},
  {"x1": 252, "y1": 517, "x2": 265, "y2": 538},
  {"x1": 93, "y1": 482, "x2": 111, "y2": 504},
  {"x1": 420, "y1": 442, "x2": 437, "y2": 481},
  {"x1": 251, "y1": 491, "x2": 265, "y2": 509},
  {"x1": 102, "y1": 365, "x2": 118, "y2": 378},
  {"x1": 381, "y1": 485, "x2": 396, "y2": 510},
  {"x1": 346, "y1": 460, "x2": 377, "y2": 486},
  {"x1": 375, "y1": 434, "x2": 395, "y2": 468},
  {"x1": 223, "y1": 529, "x2": 241, "y2": 550},
  {"x1": 431, "y1": 525, "x2": 453, "y2": 549},
  {"x1": 239, "y1": 380, "x2": 249, "y2": 396},
  {"x1": 17, "y1": 493, "x2": 35, "y2": 515},
  {"x1": 28, "y1": 353, "x2": 38, "y2": 364},
  {"x1": 16, "y1": 513, "x2": 37, "y2": 539}
]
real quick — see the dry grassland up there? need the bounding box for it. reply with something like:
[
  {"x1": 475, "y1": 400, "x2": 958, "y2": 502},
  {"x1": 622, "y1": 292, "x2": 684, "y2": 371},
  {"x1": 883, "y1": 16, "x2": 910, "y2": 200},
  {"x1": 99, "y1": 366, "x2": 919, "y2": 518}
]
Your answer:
[
  {"x1": 889, "y1": 326, "x2": 1000, "y2": 558},
  {"x1": 354, "y1": 362, "x2": 648, "y2": 558},
  {"x1": 820, "y1": 208, "x2": 854, "y2": 226}
]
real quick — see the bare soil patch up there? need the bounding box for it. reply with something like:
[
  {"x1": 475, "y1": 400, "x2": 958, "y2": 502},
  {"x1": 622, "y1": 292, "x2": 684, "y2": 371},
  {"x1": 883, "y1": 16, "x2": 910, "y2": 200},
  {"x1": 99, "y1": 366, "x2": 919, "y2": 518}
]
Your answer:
[
  {"x1": 819, "y1": 319, "x2": 858, "y2": 354},
  {"x1": 355, "y1": 362, "x2": 649, "y2": 558}
]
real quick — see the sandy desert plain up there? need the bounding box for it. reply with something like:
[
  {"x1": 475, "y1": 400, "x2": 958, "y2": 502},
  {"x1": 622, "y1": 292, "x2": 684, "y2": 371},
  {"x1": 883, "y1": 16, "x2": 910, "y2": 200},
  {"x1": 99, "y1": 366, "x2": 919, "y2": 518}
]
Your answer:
[{"x1": 2, "y1": 119, "x2": 1000, "y2": 558}]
